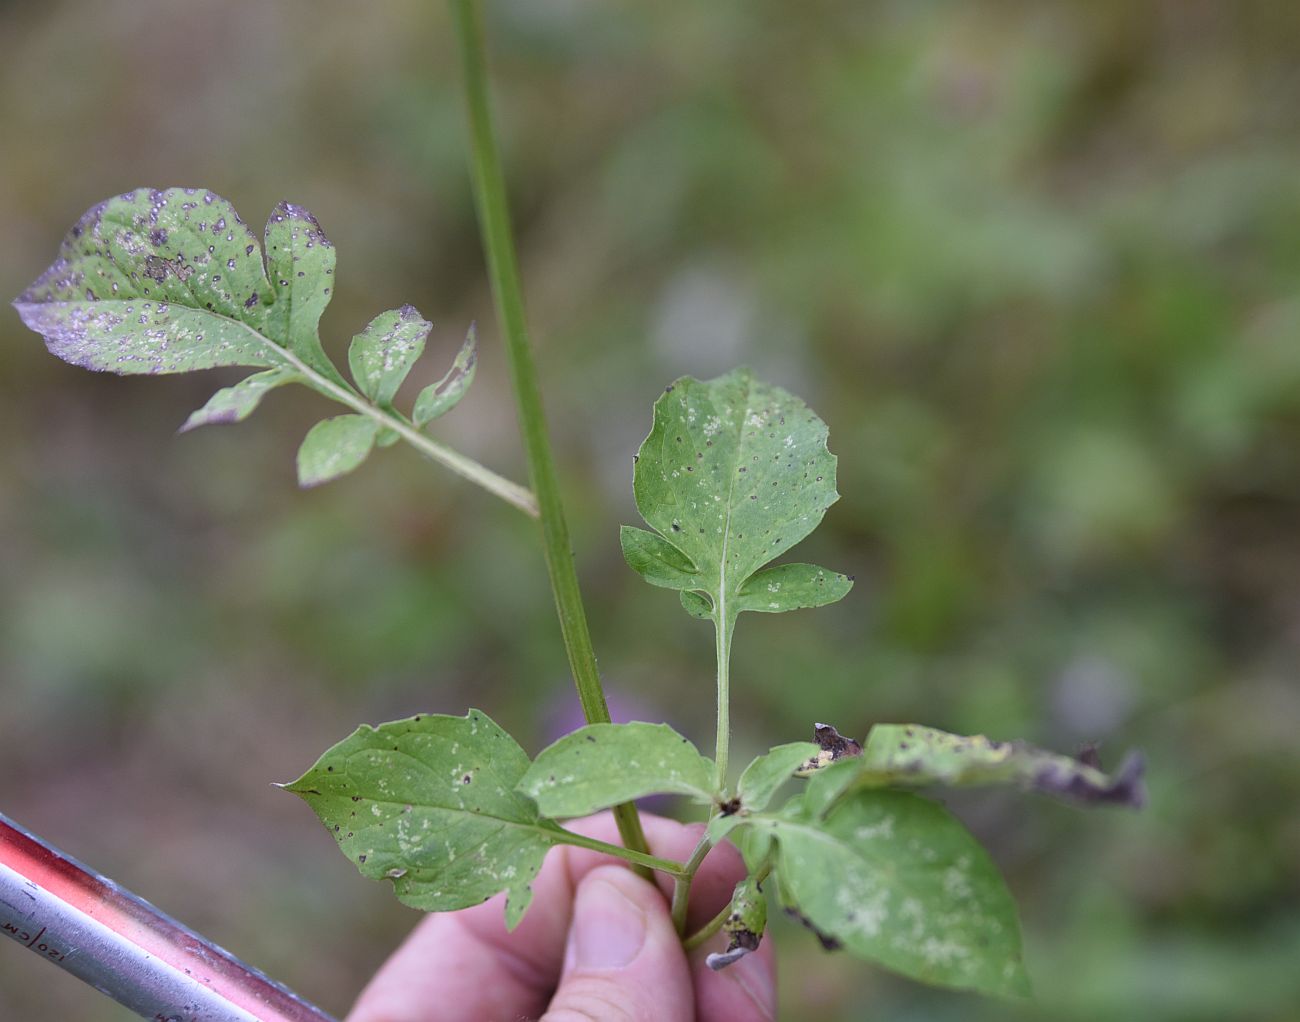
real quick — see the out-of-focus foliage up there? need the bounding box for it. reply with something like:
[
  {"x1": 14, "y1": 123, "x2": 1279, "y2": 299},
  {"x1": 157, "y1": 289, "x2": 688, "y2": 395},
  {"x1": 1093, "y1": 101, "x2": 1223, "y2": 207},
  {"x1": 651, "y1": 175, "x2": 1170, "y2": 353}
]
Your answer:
[{"x1": 1, "y1": 2, "x2": 1297, "y2": 1020}]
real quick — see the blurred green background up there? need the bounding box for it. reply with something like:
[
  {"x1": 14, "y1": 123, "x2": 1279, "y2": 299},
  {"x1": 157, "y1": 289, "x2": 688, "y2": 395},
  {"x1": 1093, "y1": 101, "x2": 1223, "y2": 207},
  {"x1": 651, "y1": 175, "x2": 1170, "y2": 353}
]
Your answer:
[{"x1": 2, "y1": 2, "x2": 1298, "y2": 1019}]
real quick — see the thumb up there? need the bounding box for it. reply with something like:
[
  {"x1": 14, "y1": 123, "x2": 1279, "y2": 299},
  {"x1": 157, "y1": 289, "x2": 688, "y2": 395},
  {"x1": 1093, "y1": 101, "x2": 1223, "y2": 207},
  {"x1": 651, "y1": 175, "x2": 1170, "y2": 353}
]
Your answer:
[{"x1": 543, "y1": 865, "x2": 693, "y2": 1022}]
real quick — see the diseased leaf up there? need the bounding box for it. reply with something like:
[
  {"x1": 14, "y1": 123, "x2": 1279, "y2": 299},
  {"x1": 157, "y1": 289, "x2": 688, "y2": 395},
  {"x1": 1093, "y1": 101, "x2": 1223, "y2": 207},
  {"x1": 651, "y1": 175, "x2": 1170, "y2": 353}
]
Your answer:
[
  {"x1": 808, "y1": 723, "x2": 1146, "y2": 809},
  {"x1": 348, "y1": 305, "x2": 432, "y2": 407},
  {"x1": 282, "y1": 710, "x2": 556, "y2": 929},
  {"x1": 706, "y1": 876, "x2": 768, "y2": 971},
  {"x1": 297, "y1": 414, "x2": 379, "y2": 488},
  {"x1": 14, "y1": 188, "x2": 288, "y2": 374},
  {"x1": 262, "y1": 200, "x2": 346, "y2": 387},
  {"x1": 179, "y1": 368, "x2": 300, "y2": 432},
  {"x1": 623, "y1": 369, "x2": 850, "y2": 624},
  {"x1": 518, "y1": 722, "x2": 717, "y2": 818},
  {"x1": 680, "y1": 590, "x2": 713, "y2": 619},
  {"x1": 619, "y1": 526, "x2": 698, "y2": 589},
  {"x1": 796, "y1": 721, "x2": 865, "y2": 775},
  {"x1": 413, "y1": 325, "x2": 477, "y2": 426},
  {"x1": 753, "y1": 789, "x2": 1029, "y2": 998},
  {"x1": 735, "y1": 563, "x2": 853, "y2": 614},
  {"x1": 737, "y1": 742, "x2": 820, "y2": 813}
]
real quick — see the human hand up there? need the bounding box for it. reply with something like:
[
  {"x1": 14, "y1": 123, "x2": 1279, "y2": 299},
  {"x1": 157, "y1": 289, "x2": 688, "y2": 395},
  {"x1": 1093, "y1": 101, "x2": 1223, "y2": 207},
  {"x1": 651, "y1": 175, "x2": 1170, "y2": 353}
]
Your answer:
[{"x1": 345, "y1": 812, "x2": 775, "y2": 1022}]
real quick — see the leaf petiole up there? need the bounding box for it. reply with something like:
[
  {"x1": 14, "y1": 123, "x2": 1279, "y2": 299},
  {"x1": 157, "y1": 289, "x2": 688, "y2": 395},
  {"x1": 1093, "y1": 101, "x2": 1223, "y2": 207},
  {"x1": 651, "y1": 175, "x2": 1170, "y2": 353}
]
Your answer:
[
  {"x1": 256, "y1": 321, "x2": 538, "y2": 515},
  {"x1": 544, "y1": 825, "x2": 687, "y2": 877},
  {"x1": 713, "y1": 610, "x2": 736, "y2": 791}
]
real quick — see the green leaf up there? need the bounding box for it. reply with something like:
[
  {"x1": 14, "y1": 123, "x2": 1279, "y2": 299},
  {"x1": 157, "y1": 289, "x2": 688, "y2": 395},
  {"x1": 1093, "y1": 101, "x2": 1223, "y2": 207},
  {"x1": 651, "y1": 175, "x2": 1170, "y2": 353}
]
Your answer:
[
  {"x1": 623, "y1": 368, "x2": 850, "y2": 624},
  {"x1": 518, "y1": 722, "x2": 717, "y2": 817},
  {"x1": 179, "y1": 368, "x2": 301, "y2": 432},
  {"x1": 15, "y1": 189, "x2": 305, "y2": 374},
  {"x1": 706, "y1": 876, "x2": 768, "y2": 971},
  {"x1": 734, "y1": 563, "x2": 854, "y2": 613},
  {"x1": 262, "y1": 200, "x2": 346, "y2": 387},
  {"x1": 737, "y1": 742, "x2": 820, "y2": 813},
  {"x1": 348, "y1": 305, "x2": 431, "y2": 407},
  {"x1": 297, "y1": 414, "x2": 379, "y2": 488},
  {"x1": 282, "y1": 709, "x2": 556, "y2": 929},
  {"x1": 413, "y1": 325, "x2": 478, "y2": 426},
  {"x1": 759, "y1": 789, "x2": 1029, "y2": 998},
  {"x1": 810, "y1": 724, "x2": 1145, "y2": 809},
  {"x1": 680, "y1": 590, "x2": 713, "y2": 619},
  {"x1": 619, "y1": 525, "x2": 698, "y2": 589}
]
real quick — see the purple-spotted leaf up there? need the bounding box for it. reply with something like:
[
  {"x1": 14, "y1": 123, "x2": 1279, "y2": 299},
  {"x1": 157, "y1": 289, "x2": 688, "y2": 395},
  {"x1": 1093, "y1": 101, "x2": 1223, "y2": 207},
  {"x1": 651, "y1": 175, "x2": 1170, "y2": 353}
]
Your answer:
[
  {"x1": 806, "y1": 723, "x2": 1145, "y2": 809},
  {"x1": 348, "y1": 306, "x2": 432, "y2": 407},
  {"x1": 180, "y1": 368, "x2": 301, "y2": 432},
  {"x1": 518, "y1": 722, "x2": 717, "y2": 817},
  {"x1": 282, "y1": 710, "x2": 557, "y2": 929},
  {"x1": 297, "y1": 414, "x2": 379, "y2": 488},
  {"x1": 14, "y1": 189, "x2": 330, "y2": 377},
  {"x1": 262, "y1": 200, "x2": 347, "y2": 387},
  {"x1": 749, "y1": 789, "x2": 1029, "y2": 998},
  {"x1": 413, "y1": 325, "x2": 477, "y2": 426}
]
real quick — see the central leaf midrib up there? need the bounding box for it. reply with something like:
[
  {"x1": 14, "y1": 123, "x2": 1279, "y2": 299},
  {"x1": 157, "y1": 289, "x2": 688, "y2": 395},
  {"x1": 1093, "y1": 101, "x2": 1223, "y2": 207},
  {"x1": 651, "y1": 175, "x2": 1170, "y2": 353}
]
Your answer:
[{"x1": 715, "y1": 372, "x2": 756, "y2": 612}]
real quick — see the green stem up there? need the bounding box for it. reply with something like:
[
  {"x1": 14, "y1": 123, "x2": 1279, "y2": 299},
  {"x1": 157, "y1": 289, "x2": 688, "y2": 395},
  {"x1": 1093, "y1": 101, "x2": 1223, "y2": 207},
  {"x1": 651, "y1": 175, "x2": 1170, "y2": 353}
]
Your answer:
[
  {"x1": 449, "y1": 0, "x2": 651, "y2": 865},
  {"x1": 224, "y1": 312, "x2": 539, "y2": 516},
  {"x1": 682, "y1": 903, "x2": 729, "y2": 952},
  {"x1": 713, "y1": 612, "x2": 736, "y2": 791},
  {"x1": 682, "y1": 860, "x2": 772, "y2": 952},
  {"x1": 670, "y1": 833, "x2": 714, "y2": 936},
  {"x1": 550, "y1": 828, "x2": 687, "y2": 878}
]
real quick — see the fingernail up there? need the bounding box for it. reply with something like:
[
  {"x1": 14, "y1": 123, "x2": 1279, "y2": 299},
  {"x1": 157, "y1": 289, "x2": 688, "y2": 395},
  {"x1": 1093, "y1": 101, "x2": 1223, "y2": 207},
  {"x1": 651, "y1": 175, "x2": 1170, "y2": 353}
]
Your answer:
[{"x1": 569, "y1": 875, "x2": 647, "y2": 969}]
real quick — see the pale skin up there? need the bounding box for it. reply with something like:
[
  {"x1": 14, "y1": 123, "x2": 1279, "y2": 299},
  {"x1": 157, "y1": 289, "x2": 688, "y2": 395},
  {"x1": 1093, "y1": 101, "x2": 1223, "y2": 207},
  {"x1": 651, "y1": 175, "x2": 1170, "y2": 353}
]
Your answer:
[{"x1": 346, "y1": 812, "x2": 776, "y2": 1022}]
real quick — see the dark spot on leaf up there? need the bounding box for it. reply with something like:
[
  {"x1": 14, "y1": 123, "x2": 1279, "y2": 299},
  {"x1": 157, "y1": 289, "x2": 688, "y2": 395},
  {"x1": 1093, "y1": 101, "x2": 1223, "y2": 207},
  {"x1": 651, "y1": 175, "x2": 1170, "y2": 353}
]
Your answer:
[
  {"x1": 783, "y1": 907, "x2": 841, "y2": 951},
  {"x1": 718, "y1": 796, "x2": 741, "y2": 816}
]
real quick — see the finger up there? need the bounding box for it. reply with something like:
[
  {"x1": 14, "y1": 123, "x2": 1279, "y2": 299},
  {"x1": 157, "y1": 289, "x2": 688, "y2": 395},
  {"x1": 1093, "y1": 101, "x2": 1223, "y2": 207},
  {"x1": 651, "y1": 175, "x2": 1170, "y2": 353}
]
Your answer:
[
  {"x1": 542, "y1": 865, "x2": 693, "y2": 1022},
  {"x1": 565, "y1": 816, "x2": 777, "y2": 1020},
  {"x1": 690, "y1": 931, "x2": 777, "y2": 1022}
]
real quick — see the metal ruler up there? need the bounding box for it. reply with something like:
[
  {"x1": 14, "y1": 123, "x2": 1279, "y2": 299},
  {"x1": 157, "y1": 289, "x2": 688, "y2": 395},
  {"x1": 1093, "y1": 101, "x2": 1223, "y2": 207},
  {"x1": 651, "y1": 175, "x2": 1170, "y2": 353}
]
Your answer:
[{"x1": 0, "y1": 812, "x2": 338, "y2": 1022}]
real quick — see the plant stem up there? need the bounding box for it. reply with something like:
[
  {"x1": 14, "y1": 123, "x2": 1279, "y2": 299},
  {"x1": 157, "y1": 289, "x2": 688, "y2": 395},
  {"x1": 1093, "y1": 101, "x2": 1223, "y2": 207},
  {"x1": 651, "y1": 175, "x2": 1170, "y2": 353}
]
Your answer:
[
  {"x1": 713, "y1": 612, "x2": 736, "y2": 791},
  {"x1": 682, "y1": 903, "x2": 729, "y2": 952},
  {"x1": 449, "y1": 0, "x2": 651, "y2": 865},
  {"x1": 225, "y1": 313, "x2": 539, "y2": 515},
  {"x1": 550, "y1": 828, "x2": 687, "y2": 878},
  {"x1": 682, "y1": 860, "x2": 772, "y2": 952},
  {"x1": 670, "y1": 833, "x2": 714, "y2": 936}
]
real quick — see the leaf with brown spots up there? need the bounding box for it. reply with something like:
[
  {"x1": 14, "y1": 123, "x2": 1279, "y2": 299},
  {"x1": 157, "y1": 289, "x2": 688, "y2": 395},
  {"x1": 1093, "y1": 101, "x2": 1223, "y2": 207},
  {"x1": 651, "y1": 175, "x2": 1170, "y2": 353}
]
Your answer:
[{"x1": 807, "y1": 724, "x2": 1146, "y2": 809}]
